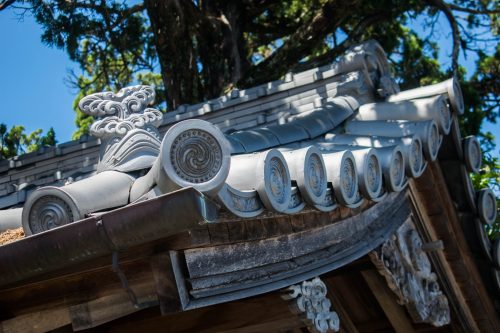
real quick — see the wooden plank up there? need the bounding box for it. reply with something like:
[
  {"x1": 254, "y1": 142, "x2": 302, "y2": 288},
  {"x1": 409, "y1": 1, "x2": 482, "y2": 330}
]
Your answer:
[
  {"x1": 96, "y1": 291, "x2": 305, "y2": 333},
  {"x1": 150, "y1": 253, "x2": 182, "y2": 315},
  {"x1": 0, "y1": 307, "x2": 70, "y2": 333},
  {"x1": 361, "y1": 269, "x2": 417, "y2": 333},
  {"x1": 0, "y1": 257, "x2": 155, "y2": 316},
  {"x1": 69, "y1": 281, "x2": 157, "y2": 331},
  {"x1": 227, "y1": 221, "x2": 248, "y2": 243},
  {"x1": 208, "y1": 223, "x2": 230, "y2": 244},
  {"x1": 244, "y1": 219, "x2": 265, "y2": 240},
  {"x1": 214, "y1": 317, "x2": 305, "y2": 333},
  {"x1": 184, "y1": 193, "x2": 405, "y2": 278},
  {"x1": 161, "y1": 227, "x2": 211, "y2": 250},
  {"x1": 289, "y1": 214, "x2": 307, "y2": 232},
  {"x1": 272, "y1": 216, "x2": 293, "y2": 234}
]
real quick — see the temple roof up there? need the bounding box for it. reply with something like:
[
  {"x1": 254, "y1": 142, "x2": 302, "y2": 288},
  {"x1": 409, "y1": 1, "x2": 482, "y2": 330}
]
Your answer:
[{"x1": 0, "y1": 40, "x2": 498, "y2": 331}]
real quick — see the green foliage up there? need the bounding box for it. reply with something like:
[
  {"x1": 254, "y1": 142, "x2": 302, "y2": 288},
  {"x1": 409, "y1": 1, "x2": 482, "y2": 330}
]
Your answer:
[
  {"x1": 7, "y1": 1, "x2": 497, "y2": 138},
  {"x1": 0, "y1": 124, "x2": 57, "y2": 159}
]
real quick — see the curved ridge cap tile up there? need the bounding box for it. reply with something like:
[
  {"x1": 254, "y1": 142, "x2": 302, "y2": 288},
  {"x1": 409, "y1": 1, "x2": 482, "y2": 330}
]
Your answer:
[
  {"x1": 22, "y1": 171, "x2": 135, "y2": 235},
  {"x1": 355, "y1": 96, "x2": 451, "y2": 135},
  {"x1": 227, "y1": 129, "x2": 280, "y2": 153},
  {"x1": 463, "y1": 135, "x2": 482, "y2": 173},
  {"x1": 477, "y1": 188, "x2": 497, "y2": 226},
  {"x1": 225, "y1": 135, "x2": 247, "y2": 154},
  {"x1": 280, "y1": 146, "x2": 328, "y2": 206},
  {"x1": 226, "y1": 149, "x2": 292, "y2": 213},
  {"x1": 259, "y1": 124, "x2": 310, "y2": 145},
  {"x1": 216, "y1": 183, "x2": 264, "y2": 218},
  {"x1": 327, "y1": 95, "x2": 360, "y2": 112},
  {"x1": 252, "y1": 128, "x2": 281, "y2": 147},
  {"x1": 0, "y1": 207, "x2": 23, "y2": 232},
  {"x1": 292, "y1": 112, "x2": 335, "y2": 139},
  {"x1": 321, "y1": 97, "x2": 357, "y2": 123},
  {"x1": 387, "y1": 76, "x2": 464, "y2": 115}
]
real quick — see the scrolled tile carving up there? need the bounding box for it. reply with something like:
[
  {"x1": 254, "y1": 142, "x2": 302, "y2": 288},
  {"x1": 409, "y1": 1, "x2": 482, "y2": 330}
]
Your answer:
[
  {"x1": 89, "y1": 109, "x2": 163, "y2": 138},
  {"x1": 78, "y1": 85, "x2": 156, "y2": 118},
  {"x1": 282, "y1": 277, "x2": 340, "y2": 333},
  {"x1": 370, "y1": 220, "x2": 450, "y2": 327},
  {"x1": 78, "y1": 85, "x2": 163, "y2": 172}
]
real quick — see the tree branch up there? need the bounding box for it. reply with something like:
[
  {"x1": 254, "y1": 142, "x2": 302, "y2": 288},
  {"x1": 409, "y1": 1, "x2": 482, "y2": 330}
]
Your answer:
[
  {"x1": 239, "y1": 0, "x2": 360, "y2": 87},
  {"x1": 425, "y1": 0, "x2": 460, "y2": 73},
  {"x1": 294, "y1": 11, "x2": 391, "y2": 72},
  {"x1": 0, "y1": 0, "x2": 15, "y2": 11},
  {"x1": 447, "y1": 3, "x2": 500, "y2": 15}
]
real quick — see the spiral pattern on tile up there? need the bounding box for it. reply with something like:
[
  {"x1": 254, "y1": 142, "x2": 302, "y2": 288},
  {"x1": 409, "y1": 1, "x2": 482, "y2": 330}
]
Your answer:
[
  {"x1": 27, "y1": 196, "x2": 74, "y2": 234},
  {"x1": 170, "y1": 129, "x2": 223, "y2": 184}
]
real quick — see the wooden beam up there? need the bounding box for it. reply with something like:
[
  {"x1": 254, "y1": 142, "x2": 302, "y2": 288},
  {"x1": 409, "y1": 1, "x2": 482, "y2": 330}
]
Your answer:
[
  {"x1": 323, "y1": 278, "x2": 359, "y2": 333},
  {"x1": 0, "y1": 307, "x2": 70, "y2": 333},
  {"x1": 94, "y1": 291, "x2": 305, "y2": 333},
  {"x1": 215, "y1": 317, "x2": 305, "y2": 333},
  {"x1": 69, "y1": 280, "x2": 157, "y2": 331},
  {"x1": 409, "y1": 163, "x2": 488, "y2": 332},
  {"x1": 150, "y1": 252, "x2": 182, "y2": 314},
  {"x1": 361, "y1": 269, "x2": 417, "y2": 333}
]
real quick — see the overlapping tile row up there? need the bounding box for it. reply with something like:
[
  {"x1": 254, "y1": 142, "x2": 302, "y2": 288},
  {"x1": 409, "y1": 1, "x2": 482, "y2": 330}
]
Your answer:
[
  {"x1": 0, "y1": 41, "x2": 495, "y2": 244},
  {"x1": 214, "y1": 77, "x2": 486, "y2": 218},
  {"x1": 0, "y1": 41, "x2": 385, "y2": 217}
]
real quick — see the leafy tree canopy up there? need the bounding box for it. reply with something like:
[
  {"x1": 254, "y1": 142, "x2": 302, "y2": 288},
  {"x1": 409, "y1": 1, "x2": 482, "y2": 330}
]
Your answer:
[
  {"x1": 0, "y1": 1, "x2": 497, "y2": 132},
  {"x1": 0, "y1": 124, "x2": 56, "y2": 159}
]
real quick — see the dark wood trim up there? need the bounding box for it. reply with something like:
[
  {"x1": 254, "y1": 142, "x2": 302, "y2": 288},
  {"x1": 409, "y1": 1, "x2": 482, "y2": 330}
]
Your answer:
[
  {"x1": 409, "y1": 162, "x2": 500, "y2": 331},
  {"x1": 361, "y1": 269, "x2": 417, "y2": 333}
]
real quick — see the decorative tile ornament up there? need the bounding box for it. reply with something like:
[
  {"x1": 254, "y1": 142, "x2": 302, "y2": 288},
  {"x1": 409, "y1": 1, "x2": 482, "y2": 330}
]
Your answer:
[
  {"x1": 79, "y1": 85, "x2": 163, "y2": 172},
  {"x1": 370, "y1": 220, "x2": 451, "y2": 327},
  {"x1": 282, "y1": 277, "x2": 340, "y2": 333}
]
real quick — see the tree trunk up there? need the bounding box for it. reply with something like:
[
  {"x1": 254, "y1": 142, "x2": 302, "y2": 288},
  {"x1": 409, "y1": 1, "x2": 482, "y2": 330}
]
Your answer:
[
  {"x1": 144, "y1": 0, "x2": 200, "y2": 109},
  {"x1": 144, "y1": 0, "x2": 250, "y2": 109}
]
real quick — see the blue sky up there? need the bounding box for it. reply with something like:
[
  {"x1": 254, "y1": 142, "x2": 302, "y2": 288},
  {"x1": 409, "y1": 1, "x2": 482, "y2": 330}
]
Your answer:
[
  {"x1": 0, "y1": 9, "x2": 498, "y2": 155},
  {"x1": 0, "y1": 11, "x2": 77, "y2": 142}
]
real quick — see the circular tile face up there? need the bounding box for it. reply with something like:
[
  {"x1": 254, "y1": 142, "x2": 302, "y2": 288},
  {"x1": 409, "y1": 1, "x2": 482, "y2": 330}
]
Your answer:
[
  {"x1": 170, "y1": 129, "x2": 223, "y2": 184},
  {"x1": 29, "y1": 195, "x2": 74, "y2": 234}
]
